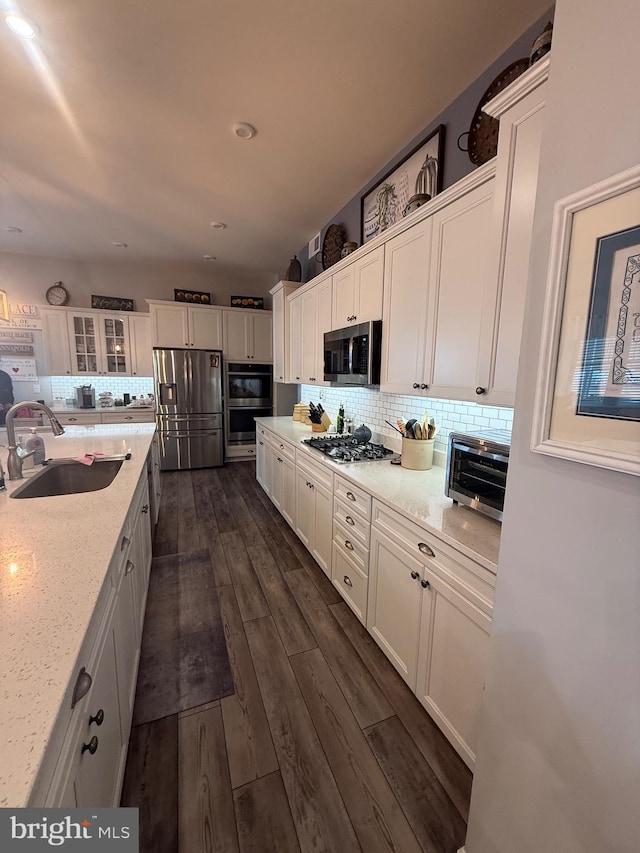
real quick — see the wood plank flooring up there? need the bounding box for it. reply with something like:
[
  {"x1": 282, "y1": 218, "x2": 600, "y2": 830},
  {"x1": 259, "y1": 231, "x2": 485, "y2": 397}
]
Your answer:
[{"x1": 121, "y1": 462, "x2": 471, "y2": 853}]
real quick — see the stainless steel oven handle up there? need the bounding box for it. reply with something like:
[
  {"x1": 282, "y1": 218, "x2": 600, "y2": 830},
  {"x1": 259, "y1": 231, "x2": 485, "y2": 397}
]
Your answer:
[
  {"x1": 451, "y1": 442, "x2": 509, "y2": 463},
  {"x1": 348, "y1": 336, "x2": 354, "y2": 376}
]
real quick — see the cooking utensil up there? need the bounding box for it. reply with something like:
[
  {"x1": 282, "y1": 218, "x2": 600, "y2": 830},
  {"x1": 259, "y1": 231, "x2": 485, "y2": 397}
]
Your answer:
[
  {"x1": 405, "y1": 418, "x2": 418, "y2": 439},
  {"x1": 422, "y1": 411, "x2": 429, "y2": 439},
  {"x1": 396, "y1": 418, "x2": 406, "y2": 435},
  {"x1": 385, "y1": 419, "x2": 404, "y2": 435},
  {"x1": 428, "y1": 418, "x2": 437, "y2": 439}
]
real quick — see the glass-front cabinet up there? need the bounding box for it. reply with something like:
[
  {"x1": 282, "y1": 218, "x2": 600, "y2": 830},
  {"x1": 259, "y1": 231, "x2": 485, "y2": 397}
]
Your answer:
[{"x1": 66, "y1": 312, "x2": 131, "y2": 375}]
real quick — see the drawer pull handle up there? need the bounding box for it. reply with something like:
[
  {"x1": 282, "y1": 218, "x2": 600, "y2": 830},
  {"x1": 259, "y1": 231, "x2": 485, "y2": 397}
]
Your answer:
[
  {"x1": 344, "y1": 540, "x2": 354, "y2": 551},
  {"x1": 71, "y1": 667, "x2": 92, "y2": 709},
  {"x1": 120, "y1": 535, "x2": 130, "y2": 552},
  {"x1": 421, "y1": 579, "x2": 431, "y2": 589},
  {"x1": 343, "y1": 575, "x2": 353, "y2": 587},
  {"x1": 69, "y1": 417, "x2": 77, "y2": 422},
  {"x1": 89, "y1": 709, "x2": 104, "y2": 727},
  {"x1": 125, "y1": 560, "x2": 135, "y2": 575},
  {"x1": 418, "y1": 542, "x2": 434, "y2": 557},
  {"x1": 259, "y1": 441, "x2": 264, "y2": 445},
  {"x1": 81, "y1": 736, "x2": 99, "y2": 756},
  {"x1": 345, "y1": 515, "x2": 355, "y2": 526},
  {"x1": 346, "y1": 491, "x2": 356, "y2": 502},
  {"x1": 410, "y1": 570, "x2": 420, "y2": 580}
]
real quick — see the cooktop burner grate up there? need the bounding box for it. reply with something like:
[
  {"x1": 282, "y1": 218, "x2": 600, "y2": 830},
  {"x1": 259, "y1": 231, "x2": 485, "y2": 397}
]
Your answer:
[{"x1": 303, "y1": 435, "x2": 397, "y2": 463}]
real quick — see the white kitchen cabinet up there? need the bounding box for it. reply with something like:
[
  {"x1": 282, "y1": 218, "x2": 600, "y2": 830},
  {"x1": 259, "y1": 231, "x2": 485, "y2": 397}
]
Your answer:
[
  {"x1": 428, "y1": 175, "x2": 495, "y2": 401},
  {"x1": 270, "y1": 447, "x2": 296, "y2": 527},
  {"x1": 223, "y1": 309, "x2": 273, "y2": 361},
  {"x1": 380, "y1": 218, "x2": 433, "y2": 395},
  {"x1": 67, "y1": 311, "x2": 131, "y2": 376},
  {"x1": 128, "y1": 314, "x2": 153, "y2": 376},
  {"x1": 270, "y1": 281, "x2": 300, "y2": 382},
  {"x1": 477, "y1": 59, "x2": 549, "y2": 406},
  {"x1": 288, "y1": 293, "x2": 303, "y2": 383},
  {"x1": 299, "y1": 276, "x2": 332, "y2": 386},
  {"x1": 41, "y1": 308, "x2": 72, "y2": 375},
  {"x1": 148, "y1": 300, "x2": 223, "y2": 349},
  {"x1": 295, "y1": 454, "x2": 333, "y2": 577},
  {"x1": 256, "y1": 429, "x2": 269, "y2": 490},
  {"x1": 331, "y1": 244, "x2": 384, "y2": 329},
  {"x1": 332, "y1": 545, "x2": 368, "y2": 623}
]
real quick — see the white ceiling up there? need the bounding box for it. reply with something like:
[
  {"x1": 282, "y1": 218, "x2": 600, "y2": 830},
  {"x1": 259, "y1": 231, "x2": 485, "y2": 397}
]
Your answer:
[{"x1": 0, "y1": 0, "x2": 549, "y2": 279}]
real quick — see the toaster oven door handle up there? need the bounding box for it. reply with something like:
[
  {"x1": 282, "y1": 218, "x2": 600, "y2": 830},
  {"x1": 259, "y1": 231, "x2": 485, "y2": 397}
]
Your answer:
[{"x1": 451, "y1": 441, "x2": 509, "y2": 463}]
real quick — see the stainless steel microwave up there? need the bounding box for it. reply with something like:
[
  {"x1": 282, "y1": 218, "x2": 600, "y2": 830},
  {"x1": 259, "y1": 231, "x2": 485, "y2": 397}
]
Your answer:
[
  {"x1": 445, "y1": 429, "x2": 511, "y2": 522},
  {"x1": 323, "y1": 320, "x2": 382, "y2": 386}
]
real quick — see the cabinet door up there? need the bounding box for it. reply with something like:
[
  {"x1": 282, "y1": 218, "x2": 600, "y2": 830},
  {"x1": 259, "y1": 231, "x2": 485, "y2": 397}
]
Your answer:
[
  {"x1": 150, "y1": 303, "x2": 190, "y2": 348},
  {"x1": 73, "y1": 632, "x2": 123, "y2": 807},
  {"x1": 256, "y1": 433, "x2": 268, "y2": 489},
  {"x1": 251, "y1": 312, "x2": 273, "y2": 361},
  {"x1": 281, "y1": 454, "x2": 296, "y2": 528},
  {"x1": 67, "y1": 312, "x2": 102, "y2": 375},
  {"x1": 332, "y1": 265, "x2": 355, "y2": 330},
  {"x1": 272, "y1": 287, "x2": 286, "y2": 381},
  {"x1": 315, "y1": 278, "x2": 332, "y2": 387},
  {"x1": 289, "y1": 296, "x2": 303, "y2": 383},
  {"x1": 368, "y1": 528, "x2": 423, "y2": 688},
  {"x1": 300, "y1": 289, "x2": 318, "y2": 384},
  {"x1": 416, "y1": 572, "x2": 492, "y2": 769},
  {"x1": 380, "y1": 220, "x2": 432, "y2": 395},
  {"x1": 295, "y1": 467, "x2": 315, "y2": 550},
  {"x1": 190, "y1": 306, "x2": 223, "y2": 349},
  {"x1": 41, "y1": 309, "x2": 72, "y2": 374},
  {"x1": 129, "y1": 314, "x2": 153, "y2": 376},
  {"x1": 354, "y1": 245, "x2": 384, "y2": 324},
  {"x1": 99, "y1": 314, "x2": 131, "y2": 375},
  {"x1": 224, "y1": 311, "x2": 250, "y2": 359},
  {"x1": 113, "y1": 566, "x2": 138, "y2": 741},
  {"x1": 311, "y1": 481, "x2": 332, "y2": 578},
  {"x1": 428, "y1": 179, "x2": 495, "y2": 401},
  {"x1": 270, "y1": 446, "x2": 284, "y2": 512}
]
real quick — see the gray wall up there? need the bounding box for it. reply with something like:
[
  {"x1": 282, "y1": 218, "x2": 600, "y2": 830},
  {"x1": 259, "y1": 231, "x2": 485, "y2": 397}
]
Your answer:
[
  {"x1": 465, "y1": 0, "x2": 640, "y2": 851},
  {"x1": 297, "y1": 8, "x2": 554, "y2": 281}
]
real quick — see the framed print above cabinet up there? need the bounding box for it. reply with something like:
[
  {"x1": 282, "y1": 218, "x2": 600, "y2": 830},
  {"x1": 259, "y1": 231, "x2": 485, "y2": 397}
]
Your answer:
[
  {"x1": 531, "y1": 164, "x2": 640, "y2": 476},
  {"x1": 361, "y1": 124, "x2": 445, "y2": 244}
]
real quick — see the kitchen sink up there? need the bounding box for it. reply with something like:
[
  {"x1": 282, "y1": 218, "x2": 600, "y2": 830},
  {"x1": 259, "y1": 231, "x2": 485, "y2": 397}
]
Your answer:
[{"x1": 10, "y1": 457, "x2": 124, "y2": 499}]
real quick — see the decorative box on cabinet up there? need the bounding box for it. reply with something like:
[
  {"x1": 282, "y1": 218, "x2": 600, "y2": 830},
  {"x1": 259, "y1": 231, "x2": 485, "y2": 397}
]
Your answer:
[{"x1": 270, "y1": 280, "x2": 301, "y2": 382}]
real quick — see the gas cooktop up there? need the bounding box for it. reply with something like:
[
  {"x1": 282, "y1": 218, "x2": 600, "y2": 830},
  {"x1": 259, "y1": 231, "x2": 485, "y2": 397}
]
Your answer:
[{"x1": 302, "y1": 435, "x2": 398, "y2": 464}]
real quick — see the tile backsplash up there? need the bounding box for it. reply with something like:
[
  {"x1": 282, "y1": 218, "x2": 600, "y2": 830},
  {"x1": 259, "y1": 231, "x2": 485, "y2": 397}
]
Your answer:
[
  {"x1": 299, "y1": 384, "x2": 513, "y2": 461},
  {"x1": 50, "y1": 374, "x2": 154, "y2": 404}
]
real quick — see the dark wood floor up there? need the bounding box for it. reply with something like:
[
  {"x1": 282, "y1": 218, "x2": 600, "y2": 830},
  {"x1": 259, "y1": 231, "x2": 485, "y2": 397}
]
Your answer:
[{"x1": 121, "y1": 461, "x2": 471, "y2": 853}]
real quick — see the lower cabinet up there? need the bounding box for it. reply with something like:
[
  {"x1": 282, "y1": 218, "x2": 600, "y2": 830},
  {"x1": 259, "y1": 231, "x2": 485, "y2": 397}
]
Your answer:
[
  {"x1": 295, "y1": 456, "x2": 333, "y2": 577},
  {"x1": 270, "y1": 448, "x2": 296, "y2": 527}
]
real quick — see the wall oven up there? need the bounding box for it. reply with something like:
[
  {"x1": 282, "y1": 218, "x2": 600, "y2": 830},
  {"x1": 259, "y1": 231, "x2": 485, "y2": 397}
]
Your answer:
[
  {"x1": 323, "y1": 320, "x2": 382, "y2": 386},
  {"x1": 445, "y1": 430, "x2": 511, "y2": 522},
  {"x1": 224, "y1": 362, "x2": 273, "y2": 446}
]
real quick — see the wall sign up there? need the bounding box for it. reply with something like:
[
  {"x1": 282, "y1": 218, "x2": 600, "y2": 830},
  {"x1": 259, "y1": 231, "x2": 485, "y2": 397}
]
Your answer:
[
  {"x1": 0, "y1": 330, "x2": 33, "y2": 343},
  {"x1": 0, "y1": 344, "x2": 35, "y2": 356},
  {"x1": 7, "y1": 303, "x2": 42, "y2": 330},
  {"x1": 0, "y1": 356, "x2": 38, "y2": 380}
]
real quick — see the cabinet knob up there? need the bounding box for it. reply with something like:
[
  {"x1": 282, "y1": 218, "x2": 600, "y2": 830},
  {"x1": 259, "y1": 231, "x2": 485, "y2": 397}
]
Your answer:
[
  {"x1": 413, "y1": 383, "x2": 420, "y2": 389},
  {"x1": 421, "y1": 579, "x2": 431, "y2": 589},
  {"x1": 71, "y1": 667, "x2": 92, "y2": 709},
  {"x1": 81, "y1": 736, "x2": 99, "y2": 756},
  {"x1": 420, "y1": 383, "x2": 428, "y2": 390},
  {"x1": 125, "y1": 559, "x2": 135, "y2": 575},
  {"x1": 120, "y1": 535, "x2": 130, "y2": 551},
  {"x1": 296, "y1": 376, "x2": 300, "y2": 381},
  {"x1": 277, "y1": 457, "x2": 283, "y2": 463},
  {"x1": 417, "y1": 542, "x2": 435, "y2": 557},
  {"x1": 345, "y1": 515, "x2": 355, "y2": 525},
  {"x1": 410, "y1": 570, "x2": 420, "y2": 580},
  {"x1": 346, "y1": 491, "x2": 356, "y2": 502},
  {"x1": 142, "y1": 504, "x2": 149, "y2": 513},
  {"x1": 343, "y1": 575, "x2": 353, "y2": 587},
  {"x1": 475, "y1": 386, "x2": 486, "y2": 395},
  {"x1": 89, "y1": 708, "x2": 104, "y2": 727},
  {"x1": 309, "y1": 482, "x2": 314, "y2": 490},
  {"x1": 344, "y1": 540, "x2": 354, "y2": 551}
]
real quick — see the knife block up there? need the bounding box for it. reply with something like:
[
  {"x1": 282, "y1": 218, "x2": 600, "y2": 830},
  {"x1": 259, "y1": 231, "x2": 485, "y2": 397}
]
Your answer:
[{"x1": 311, "y1": 422, "x2": 326, "y2": 433}]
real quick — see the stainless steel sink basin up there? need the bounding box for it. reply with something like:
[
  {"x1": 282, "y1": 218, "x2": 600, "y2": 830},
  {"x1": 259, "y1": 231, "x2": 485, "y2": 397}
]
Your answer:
[{"x1": 10, "y1": 458, "x2": 124, "y2": 499}]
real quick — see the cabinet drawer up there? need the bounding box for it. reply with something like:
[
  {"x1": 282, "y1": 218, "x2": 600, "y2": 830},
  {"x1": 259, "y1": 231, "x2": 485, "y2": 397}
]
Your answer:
[
  {"x1": 333, "y1": 519, "x2": 369, "y2": 574},
  {"x1": 334, "y1": 496, "x2": 370, "y2": 547},
  {"x1": 56, "y1": 413, "x2": 99, "y2": 425},
  {"x1": 269, "y1": 435, "x2": 296, "y2": 463},
  {"x1": 296, "y1": 451, "x2": 334, "y2": 491},
  {"x1": 102, "y1": 410, "x2": 155, "y2": 423},
  {"x1": 332, "y1": 546, "x2": 368, "y2": 624},
  {"x1": 334, "y1": 475, "x2": 372, "y2": 520},
  {"x1": 372, "y1": 499, "x2": 495, "y2": 609}
]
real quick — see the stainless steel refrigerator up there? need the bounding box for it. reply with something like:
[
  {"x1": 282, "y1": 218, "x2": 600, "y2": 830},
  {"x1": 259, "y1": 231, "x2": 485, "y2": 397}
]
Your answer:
[{"x1": 153, "y1": 348, "x2": 224, "y2": 470}]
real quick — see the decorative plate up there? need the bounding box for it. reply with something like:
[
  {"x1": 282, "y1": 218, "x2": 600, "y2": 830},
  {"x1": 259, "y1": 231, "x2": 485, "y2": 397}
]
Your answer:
[
  {"x1": 321, "y1": 224, "x2": 346, "y2": 270},
  {"x1": 465, "y1": 58, "x2": 530, "y2": 166}
]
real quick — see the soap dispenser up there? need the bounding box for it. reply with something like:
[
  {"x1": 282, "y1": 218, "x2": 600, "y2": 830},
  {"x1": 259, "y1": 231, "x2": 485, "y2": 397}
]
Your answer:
[{"x1": 25, "y1": 427, "x2": 46, "y2": 465}]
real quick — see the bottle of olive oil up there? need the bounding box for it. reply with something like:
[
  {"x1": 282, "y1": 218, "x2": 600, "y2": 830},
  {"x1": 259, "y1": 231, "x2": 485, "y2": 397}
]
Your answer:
[{"x1": 336, "y1": 403, "x2": 345, "y2": 434}]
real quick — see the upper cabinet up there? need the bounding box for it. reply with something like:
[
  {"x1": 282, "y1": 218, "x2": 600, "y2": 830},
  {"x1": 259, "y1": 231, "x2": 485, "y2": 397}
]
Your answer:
[
  {"x1": 289, "y1": 275, "x2": 332, "y2": 386},
  {"x1": 148, "y1": 300, "x2": 223, "y2": 350},
  {"x1": 223, "y1": 308, "x2": 273, "y2": 362},
  {"x1": 270, "y1": 281, "x2": 301, "y2": 382},
  {"x1": 331, "y1": 245, "x2": 384, "y2": 330}
]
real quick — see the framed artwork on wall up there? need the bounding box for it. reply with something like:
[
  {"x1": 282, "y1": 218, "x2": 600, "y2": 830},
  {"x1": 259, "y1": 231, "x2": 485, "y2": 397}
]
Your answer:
[
  {"x1": 531, "y1": 164, "x2": 640, "y2": 476},
  {"x1": 91, "y1": 295, "x2": 135, "y2": 311},
  {"x1": 360, "y1": 124, "x2": 445, "y2": 244}
]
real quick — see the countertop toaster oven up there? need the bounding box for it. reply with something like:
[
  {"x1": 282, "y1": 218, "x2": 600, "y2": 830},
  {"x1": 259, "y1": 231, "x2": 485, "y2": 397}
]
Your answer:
[{"x1": 445, "y1": 429, "x2": 511, "y2": 522}]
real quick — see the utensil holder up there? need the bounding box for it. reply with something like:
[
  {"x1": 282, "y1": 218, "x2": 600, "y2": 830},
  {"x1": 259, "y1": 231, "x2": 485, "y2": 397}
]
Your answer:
[{"x1": 401, "y1": 438, "x2": 434, "y2": 470}]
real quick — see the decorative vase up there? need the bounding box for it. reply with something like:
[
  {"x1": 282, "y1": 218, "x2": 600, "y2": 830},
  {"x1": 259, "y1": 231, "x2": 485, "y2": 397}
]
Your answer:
[{"x1": 286, "y1": 255, "x2": 302, "y2": 282}]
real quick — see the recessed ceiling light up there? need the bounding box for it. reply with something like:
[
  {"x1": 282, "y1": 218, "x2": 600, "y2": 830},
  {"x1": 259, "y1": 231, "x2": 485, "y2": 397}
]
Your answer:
[
  {"x1": 5, "y1": 13, "x2": 38, "y2": 39},
  {"x1": 203, "y1": 255, "x2": 217, "y2": 261},
  {"x1": 210, "y1": 221, "x2": 227, "y2": 230},
  {"x1": 112, "y1": 241, "x2": 128, "y2": 248},
  {"x1": 232, "y1": 122, "x2": 257, "y2": 140},
  {"x1": 5, "y1": 225, "x2": 23, "y2": 233}
]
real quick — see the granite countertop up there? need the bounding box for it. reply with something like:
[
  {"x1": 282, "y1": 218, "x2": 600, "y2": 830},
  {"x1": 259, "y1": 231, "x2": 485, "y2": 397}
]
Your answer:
[
  {"x1": 0, "y1": 423, "x2": 156, "y2": 808},
  {"x1": 255, "y1": 417, "x2": 501, "y2": 571}
]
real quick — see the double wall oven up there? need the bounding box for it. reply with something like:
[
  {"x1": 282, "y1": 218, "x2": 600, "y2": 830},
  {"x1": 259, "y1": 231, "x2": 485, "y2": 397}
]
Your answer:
[{"x1": 224, "y1": 362, "x2": 273, "y2": 449}]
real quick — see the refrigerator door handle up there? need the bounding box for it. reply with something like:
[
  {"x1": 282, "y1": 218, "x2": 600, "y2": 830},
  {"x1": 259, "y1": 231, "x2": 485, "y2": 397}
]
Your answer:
[{"x1": 165, "y1": 431, "x2": 221, "y2": 439}]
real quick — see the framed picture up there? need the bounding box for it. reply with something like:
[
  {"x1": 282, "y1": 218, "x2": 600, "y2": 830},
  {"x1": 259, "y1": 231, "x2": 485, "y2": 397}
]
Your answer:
[
  {"x1": 174, "y1": 289, "x2": 211, "y2": 304},
  {"x1": 531, "y1": 165, "x2": 640, "y2": 476},
  {"x1": 91, "y1": 295, "x2": 135, "y2": 311},
  {"x1": 230, "y1": 295, "x2": 264, "y2": 309},
  {"x1": 361, "y1": 124, "x2": 445, "y2": 244}
]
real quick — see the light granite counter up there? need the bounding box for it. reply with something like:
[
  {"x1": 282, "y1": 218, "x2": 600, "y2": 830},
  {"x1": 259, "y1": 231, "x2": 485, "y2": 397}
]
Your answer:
[
  {"x1": 255, "y1": 417, "x2": 501, "y2": 571},
  {"x1": 0, "y1": 423, "x2": 156, "y2": 808}
]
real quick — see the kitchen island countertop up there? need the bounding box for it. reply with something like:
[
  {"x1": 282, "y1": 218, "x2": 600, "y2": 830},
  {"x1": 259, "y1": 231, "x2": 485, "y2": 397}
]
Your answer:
[
  {"x1": 0, "y1": 423, "x2": 155, "y2": 808},
  {"x1": 255, "y1": 417, "x2": 501, "y2": 572}
]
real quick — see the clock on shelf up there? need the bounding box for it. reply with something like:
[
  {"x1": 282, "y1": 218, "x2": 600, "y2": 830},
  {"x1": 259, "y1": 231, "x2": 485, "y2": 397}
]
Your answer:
[{"x1": 45, "y1": 282, "x2": 69, "y2": 306}]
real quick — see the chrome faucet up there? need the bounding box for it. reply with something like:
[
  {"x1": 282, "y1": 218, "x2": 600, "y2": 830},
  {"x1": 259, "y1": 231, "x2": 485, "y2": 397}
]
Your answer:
[{"x1": 5, "y1": 402, "x2": 65, "y2": 480}]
